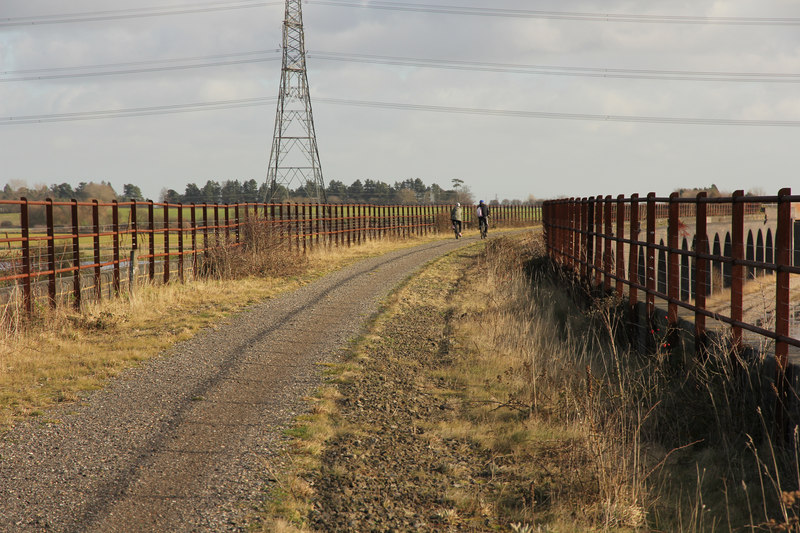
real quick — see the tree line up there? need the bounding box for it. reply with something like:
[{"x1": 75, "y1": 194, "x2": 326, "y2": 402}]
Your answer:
[{"x1": 2, "y1": 176, "x2": 537, "y2": 212}]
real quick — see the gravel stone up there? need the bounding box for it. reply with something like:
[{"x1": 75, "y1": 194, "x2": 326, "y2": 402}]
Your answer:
[{"x1": 0, "y1": 237, "x2": 475, "y2": 532}]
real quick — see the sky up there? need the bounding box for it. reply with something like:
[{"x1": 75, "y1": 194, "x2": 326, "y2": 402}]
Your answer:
[{"x1": 1, "y1": 0, "x2": 800, "y2": 203}]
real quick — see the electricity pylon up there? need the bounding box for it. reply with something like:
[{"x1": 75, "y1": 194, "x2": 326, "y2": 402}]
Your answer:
[{"x1": 265, "y1": 0, "x2": 326, "y2": 202}]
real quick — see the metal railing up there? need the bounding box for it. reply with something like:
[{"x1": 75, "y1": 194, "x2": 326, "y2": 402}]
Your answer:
[
  {"x1": 543, "y1": 189, "x2": 799, "y2": 404},
  {"x1": 0, "y1": 198, "x2": 542, "y2": 315}
]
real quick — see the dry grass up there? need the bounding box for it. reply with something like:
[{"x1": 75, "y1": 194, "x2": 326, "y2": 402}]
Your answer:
[{"x1": 0, "y1": 226, "x2": 465, "y2": 430}]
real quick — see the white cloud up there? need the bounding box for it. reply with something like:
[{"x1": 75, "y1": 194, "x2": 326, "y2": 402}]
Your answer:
[{"x1": 2, "y1": 0, "x2": 800, "y2": 201}]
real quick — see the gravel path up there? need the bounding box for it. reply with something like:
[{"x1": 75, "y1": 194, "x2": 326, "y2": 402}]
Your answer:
[{"x1": 0, "y1": 236, "x2": 476, "y2": 532}]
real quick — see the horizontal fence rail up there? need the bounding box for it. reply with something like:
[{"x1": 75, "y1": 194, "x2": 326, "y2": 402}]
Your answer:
[
  {"x1": 0, "y1": 198, "x2": 541, "y2": 316},
  {"x1": 543, "y1": 189, "x2": 800, "y2": 426}
]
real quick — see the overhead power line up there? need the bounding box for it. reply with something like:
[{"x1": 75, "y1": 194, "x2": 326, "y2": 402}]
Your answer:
[
  {"x1": 309, "y1": 51, "x2": 800, "y2": 83},
  {"x1": 316, "y1": 97, "x2": 800, "y2": 127},
  {"x1": 0, "y1": 1, "x2": 282, "y2": 27},
  {"x1": 0, "y1": 97, "x2": 276, "y2": 124},
  {"x1": 1, "y1": 50, "x2": 281, "y2": 82},
  {"x1": 307, "y1": 0, "x2": 800, "y2": 26},
  {"x1": 6, "y1": 48, "x2": 799, "y2": 84},
  {"x1": 3, "y1": 96, "x2": 799, "y2": 127}
]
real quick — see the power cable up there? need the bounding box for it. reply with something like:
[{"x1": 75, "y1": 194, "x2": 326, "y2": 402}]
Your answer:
[
  {"x1": 307, "y1": 0, "x2": 800, "y2": 26},
  {"x1": 1, "y1": 53, "x2": 281, "y2": 82},
  {"x1": 0, "y1": 97, "x2": 276, "y2": 124},
  {"x1": 2, "y1": 49, "x2": 280, "y2": 76},
  {"x1": 309, "y1": 51, "x2": 800, "y2": 83},
  {"x1": 315, "y1": 97, "x2": 800, "y2": 127},
  {"x1": 6, "y1": 48, "x2": 798, "y2": 84},
  {"x1": 2, "y1": 95, "x2": 799, "y2": 127},
  {"x1": 0, "y1": 1, "x2": 282, "y2": 27}
]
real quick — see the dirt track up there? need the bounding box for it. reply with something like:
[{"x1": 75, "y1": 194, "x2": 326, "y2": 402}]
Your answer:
[{"x1": 0, "y1": 236, "x2": 481, "y2": 532}]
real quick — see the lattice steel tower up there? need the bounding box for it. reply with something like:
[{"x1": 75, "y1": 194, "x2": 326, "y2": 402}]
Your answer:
[{"x1": 265, "y1": 0, "x2": 325, "y2": 202}]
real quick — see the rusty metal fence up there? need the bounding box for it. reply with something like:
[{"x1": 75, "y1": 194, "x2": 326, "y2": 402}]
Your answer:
[
  {"x1": 0, "y1": 198, "x2": 541, "y2": 315},
  {"x1": 543, "y1": 188, "x2": 800, "y2": 402}
]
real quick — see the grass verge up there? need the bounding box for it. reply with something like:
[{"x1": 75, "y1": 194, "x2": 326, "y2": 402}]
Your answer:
[
  {"x1": 0, "y1": 229, "x2": 468, "y2": 430},
  {"x1": 257, "y1": 230, "x2": 800, "y2": 532}
]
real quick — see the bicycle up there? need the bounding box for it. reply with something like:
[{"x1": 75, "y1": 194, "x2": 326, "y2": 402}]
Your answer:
[
  {"x1": 452, "y1": 221, "x2": 462, "y2": 239},
  {"x1": 478, "y1": 217, "x2": 488, "y2": 239}
]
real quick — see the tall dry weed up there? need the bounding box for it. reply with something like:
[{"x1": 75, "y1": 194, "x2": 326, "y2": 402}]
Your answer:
[
  {"x1": 200, "y1": 217, "x2": 305, "y2": 280},
  {"x1": 479, "y1": 234, "x2": 800, "y2": 530}
]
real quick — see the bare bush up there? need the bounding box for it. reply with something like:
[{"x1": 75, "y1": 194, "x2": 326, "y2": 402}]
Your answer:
[{"x1": 200, "y1": 217, "x2": 306, "y2": 280}]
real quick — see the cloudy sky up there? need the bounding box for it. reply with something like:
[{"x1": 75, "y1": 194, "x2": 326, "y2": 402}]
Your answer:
[{"x1": 2, "y1": 0, "x2": 800, "y2": 202}]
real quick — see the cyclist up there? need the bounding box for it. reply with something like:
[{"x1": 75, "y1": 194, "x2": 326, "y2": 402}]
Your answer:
[
  {"x1": 450, "y1": 202, "x2": 463, "y2": 238},
  {"x1": 476, "y1": 200, "x2": 489, "y2": 238}
]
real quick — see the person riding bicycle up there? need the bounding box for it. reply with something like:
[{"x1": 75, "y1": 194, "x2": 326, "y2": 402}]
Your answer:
[
  {"x1": 476, "y1": 200, "x2": 489, "y2": 237},
  {"x1": 450, "y1": 203, "x2": 463, "y2": 237}
]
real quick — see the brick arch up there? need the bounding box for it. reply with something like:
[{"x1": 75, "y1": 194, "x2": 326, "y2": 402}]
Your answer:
[
  {"x1": 681, "y1": 237, "x2": 691, "y2": 301},
  {"x1": 712, "y1": 233, "x2": 722, "y2": 293},
  {"x1": 766, "y1": 228, "x2": 774, "y2": 274},
  {"x1": 658, "y1": 239, "x2": 667, "y2": 294},
  {"x1": 746, "y1": 230, "x2": 755, "y2": 279},
  {"x1": 723, "y1": 233, "x2": 732, "y2": 288}
]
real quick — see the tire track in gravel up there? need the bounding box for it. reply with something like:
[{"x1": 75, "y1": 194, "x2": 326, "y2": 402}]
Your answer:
[{"x1": 0, "y1": 236, "x2": 491, "y2": 532}]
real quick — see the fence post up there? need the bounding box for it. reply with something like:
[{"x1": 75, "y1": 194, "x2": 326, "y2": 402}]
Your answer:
[
  {"x1": 616, "y1": 194, "x2": 625, "y2": 299},
  {"x1": 628, "y1": 194, "x2": 640, "y2": 338},
  {"x1": 178, "y1": 203, "x2": 185, "y2": 283},
  {"x1": 20, "y1": 197, "x2": 32, "y2": 315},
  {"x1": 646, "y1": 193, "x2": 656, "y2": 320},
  {"x1": 148, "y1": 201, "x2": 155, "y2": 281},
  {"x1": 203, "y1": 202, "x2": 208, "y2": 258},
  {"x1": 667, "y1": 193, "x2": 680, "y2": 333},
  {"x1": 603, "y1": 195, "x2": 613, "y2": 292},
  {"x1": 112, "y1": 199, "x2": 121, "y2": 295},
  {"x1": 581, "y1": 198, "x2": 591, "y2": 282},
  {"x1": 571, "y1": 199, "x2": 580, "y2": 273},
  {"x1": 731, "y1": 190, "x2": 745, "y2": 351},
  {"x1": 694, "y1": 192, "x2": 708, "y2": 358},
  {"x1": 347, "y1": 204, "x2": 352, "y2": 247},
  {"x1": 191, "y1": 204, "x2": 198, "y2": 278},
  {"x1": 164, "y1": 202, "x2": 171, "y2": 284},
  {"x1": 93, "y1": 199, "x2": 102, "y2": 300},
  {"x1": 71, "y1": 199, "x2": 81, "y2": 310},
  {"x1": 46, "y1": 198, "x2": 57, "y2": 308},
  {"x1": 130, "y1": 200, "x2": 138, "y2": 294},
  {"x1": 775, "y1": 187, "x2": 792, "y2": 438},
  {"x1": 593, "y1": 196, "x2": 603, "y2": 288}
]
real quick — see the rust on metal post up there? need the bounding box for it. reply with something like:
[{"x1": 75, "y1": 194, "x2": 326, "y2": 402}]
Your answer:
[
  {"x1": 191, "y1": 204, "x2": 198, "y2": 277},
  {"x1": 667, "y1": 193, "x2": 679, "y2": 328},
  {"x1": 46, "y1": 198, "x2": 57, "y2": 308},
  {"x1": 71, "y1": 199, "x2": 81, "y2": 310},
  {"x1": 201, "y1": 204, "x2": 209, "y2": 259},
  {"x1": 224, "y1": 205, "x2": 231, "y2": 246},
  {"x1": 93, "y1": 200, "x2": 102, "y2": 300},
  {"x1": 148, "y1": 201, "x2": 155, "y2": 281},
  {"x1": 315, "y1": 203, "x2": 321, "y2": 248},
  {"x1": 163, "y1": 202, "x2": 171, "y2": 284},
  {"x1": 235, "y1": 203, "x2": 240, "y2": 245},
  {"x1": 565, "y1": 199, "x2": 574, "y2": 270},
  {"x1": 694, "y1": 192, "x2": 708, "y2": 356},
  {"x1": 131, "y1": 200, "x2": 138, "y2": 251},
  {"x1": 604, "y1": 195, "x2": 613, "y2": 292},
  {"x1": 731, "y1": 190, "x2": 745, "y2": 350},
  {"x1": 646, "y1": 193, "x2": 656, "y2": 318},
  {"x1": 615, "y1": 194, "x2": 625, "y2": 298},
  {"x1": 775, "y1": 188, "x2": 792, "y2": 376},
  {"x1": 112, "y1": 200, "x2": 121, "y2": 295},
  {"x1": 347, "y1": 204, "x2": 352, "y2": 248},
  {"x1": 177, "y1": 203, "x2": 185, "y2": 283},
  {"x1": 628, "y1": 194, "x2": 640, "y2": 309},
  {"x1": 582, "y1": 198, "x2": 591, "y2": 282},
  {"x1": 594, "y1": 196, "x2": 603, "y2": 288},
  {"x1": 20, "y1": 198, "x2": 32, "y2": 315}
]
